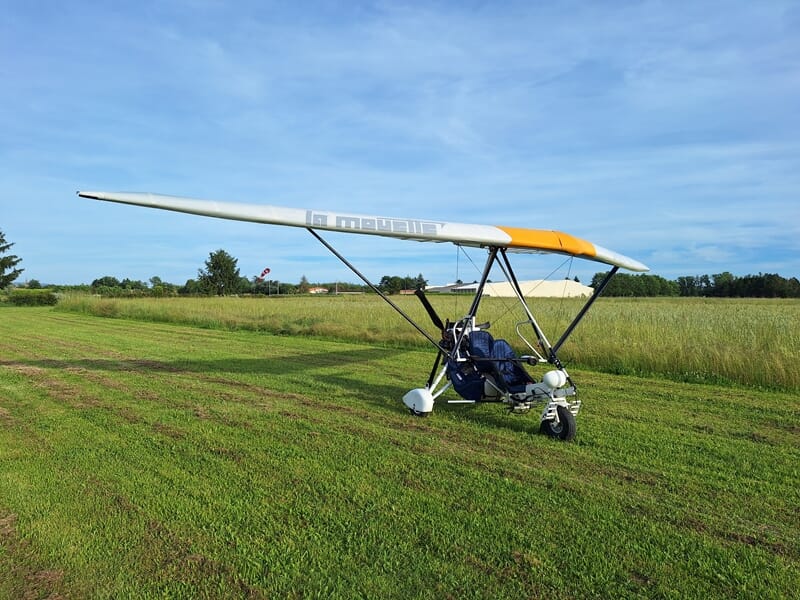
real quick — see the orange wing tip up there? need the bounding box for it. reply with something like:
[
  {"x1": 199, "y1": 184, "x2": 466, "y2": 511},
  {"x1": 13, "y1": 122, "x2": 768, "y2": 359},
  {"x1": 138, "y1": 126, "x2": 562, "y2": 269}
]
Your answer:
[
  {"x1": 497, "y1": 226, "x2": 597, "y2": 257},
  {"x1": 497, "y1": 226, "x2": 649, "y2": 271}
]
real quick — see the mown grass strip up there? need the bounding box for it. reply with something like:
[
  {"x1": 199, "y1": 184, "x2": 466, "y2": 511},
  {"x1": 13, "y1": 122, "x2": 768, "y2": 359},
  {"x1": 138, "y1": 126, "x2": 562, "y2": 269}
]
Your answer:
[{"x1": 0, "y1": 308, "x2": 798, "y2": 598}]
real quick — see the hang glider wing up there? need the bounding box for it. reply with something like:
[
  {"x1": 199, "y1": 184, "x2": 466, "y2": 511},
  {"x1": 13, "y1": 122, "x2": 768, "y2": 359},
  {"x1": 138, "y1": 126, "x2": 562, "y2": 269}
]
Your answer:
[{"x1": 77, "y1": 191, "x2": 649, "y2": 272}]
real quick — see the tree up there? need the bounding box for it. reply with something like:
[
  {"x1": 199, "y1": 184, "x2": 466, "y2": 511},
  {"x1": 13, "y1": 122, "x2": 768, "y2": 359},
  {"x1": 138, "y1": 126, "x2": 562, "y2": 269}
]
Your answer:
[
  {"x1": 120, "y1": 278, "x2": 147, "y2": 291},
  {"x1": 379, "y1": 275, "x2": 404, "y2": 294},
  {"x1": 0, "y1": 229, "x2": 24, "y2": 289},
  {"x1": 298, "y1": 275, "x2": 310, "y2": 294},
  {"x1": 590, "y1": 272, "x2": 678, "y2": 297},
  {"x1": 711, "y1": 272, "x2": 735, "y2": 297},
  {"x1": 238, "y1": 276, "x2": 252, "y2": 294},
  {"x1": 180, "y1": 279, "x2": 203, "y2": 295},
  {"x1": 677, "y1": 275, "x2": 702, "y2": 296},
  {"x1": 378, "y1": 273, "x2": 428, "y2": 294},
  {"x1": 197, "y1": 249, "x2": 242, "y2": 296},
  {"x1": 148, "y1": 276, "x2": 178, "y2": 297},
  {"x1": 92, "y1": 276, "x2": 121, "y2": 289}
]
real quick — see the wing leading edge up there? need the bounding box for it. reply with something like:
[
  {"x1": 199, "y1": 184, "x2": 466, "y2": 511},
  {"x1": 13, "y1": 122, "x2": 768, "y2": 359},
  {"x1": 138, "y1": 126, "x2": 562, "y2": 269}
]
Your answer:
[{"x1": 77, "y1": 191, "x2": 649, "y2": 272}]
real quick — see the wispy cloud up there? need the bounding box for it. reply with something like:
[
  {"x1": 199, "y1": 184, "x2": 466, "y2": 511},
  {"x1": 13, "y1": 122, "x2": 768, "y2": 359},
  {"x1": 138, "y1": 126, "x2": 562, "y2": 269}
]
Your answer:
[{"x1": 1, "y1": 1, "x2": 798, "y2": 285}]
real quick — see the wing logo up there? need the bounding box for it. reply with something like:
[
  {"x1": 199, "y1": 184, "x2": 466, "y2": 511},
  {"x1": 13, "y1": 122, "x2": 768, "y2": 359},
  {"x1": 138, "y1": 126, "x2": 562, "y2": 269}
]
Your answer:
[{"x1": 305, "y1": 210, "x2": 442, "y2": 236}]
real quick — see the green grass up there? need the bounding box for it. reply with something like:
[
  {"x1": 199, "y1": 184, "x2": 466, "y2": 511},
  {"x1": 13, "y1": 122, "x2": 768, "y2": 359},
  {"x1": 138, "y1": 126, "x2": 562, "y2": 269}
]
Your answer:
[
  {"x1": 57, "y1": 294, "x2": 800, "y2": 390},
  {"x1": 0, "y1": 307, "x2": 798, "y2": 598}
]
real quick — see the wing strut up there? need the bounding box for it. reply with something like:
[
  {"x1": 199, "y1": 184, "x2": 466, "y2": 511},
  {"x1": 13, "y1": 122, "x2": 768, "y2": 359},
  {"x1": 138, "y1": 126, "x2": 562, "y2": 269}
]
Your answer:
[
  {"x1": 551, "y1": 266, "x2": 619, "y2": 357},
  {"x1": 306, "y1": 228, "x2": 445, "y2": 352}
]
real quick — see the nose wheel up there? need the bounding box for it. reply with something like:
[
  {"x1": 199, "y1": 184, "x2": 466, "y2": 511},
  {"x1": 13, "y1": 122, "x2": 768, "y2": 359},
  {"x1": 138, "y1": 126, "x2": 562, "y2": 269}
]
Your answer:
[{"x1": 540, "y1": 405, "x2": 577, "y2": 441}]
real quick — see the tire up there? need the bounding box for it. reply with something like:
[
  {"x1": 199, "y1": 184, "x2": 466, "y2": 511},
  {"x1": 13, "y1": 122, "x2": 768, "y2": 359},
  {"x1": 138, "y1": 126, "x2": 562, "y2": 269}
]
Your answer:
[{"x1": 540, "y1": 405, "x2": 577, "y2": 441}]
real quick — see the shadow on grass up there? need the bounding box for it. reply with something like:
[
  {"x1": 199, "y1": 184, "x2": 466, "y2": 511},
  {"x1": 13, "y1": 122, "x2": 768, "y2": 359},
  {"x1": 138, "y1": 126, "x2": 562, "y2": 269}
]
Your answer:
[
  {"x1": 1, "y1": 348, "x2": 391, "y2": 377},
  {"x1": 0, "y1": 347, "x2": 545, "y2": 435}
]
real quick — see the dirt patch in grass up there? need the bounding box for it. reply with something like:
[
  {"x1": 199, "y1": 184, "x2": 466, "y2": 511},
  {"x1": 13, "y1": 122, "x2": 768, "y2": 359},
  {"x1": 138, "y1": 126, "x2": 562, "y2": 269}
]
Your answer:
[
  {"x1": 151, "y1": 421, "x2": 186, "y2": 439},
  {"x1": 140, "y1": 519, "x2": 267, "y2": 599},
  {"x1": 0, "y1": 512, "x2": 18, "y2": 537},
  {"x1": 25, "y1": 569, "x2": 65, "y2": 600},
  {"x1": 0, "y1": 510, "x2": 67, "y2": 599},
  {"x1": 1, "y1": 362, "x2": 100, "y2": 409},
  {"x1": 723, "y1": 530, "x2": 792, "y2": 558}
]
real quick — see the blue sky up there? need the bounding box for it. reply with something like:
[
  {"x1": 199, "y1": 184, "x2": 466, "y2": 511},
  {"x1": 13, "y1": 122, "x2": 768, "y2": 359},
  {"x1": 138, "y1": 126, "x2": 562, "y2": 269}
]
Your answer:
[{"x1": 2, "y1": 0, "x2": 798, "y2": 287}]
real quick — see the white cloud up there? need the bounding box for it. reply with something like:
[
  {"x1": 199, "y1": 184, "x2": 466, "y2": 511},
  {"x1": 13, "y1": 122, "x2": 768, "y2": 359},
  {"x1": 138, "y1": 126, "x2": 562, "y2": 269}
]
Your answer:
[{"x1": 2, "y1": 0, "x2": 799, "y2": 285}]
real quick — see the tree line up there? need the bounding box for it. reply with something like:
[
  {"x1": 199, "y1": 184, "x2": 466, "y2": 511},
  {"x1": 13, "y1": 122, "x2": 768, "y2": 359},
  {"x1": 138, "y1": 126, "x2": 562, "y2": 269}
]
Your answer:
[
  {"x1": 2, "y1": 232, "x2": 799, "y2": 298},
  {"x1": 70, "y1": 251, "x2": 425, "y2": 297},
  {"x1": 590, "y1": 271, "x2": 800, "y2": 298}
]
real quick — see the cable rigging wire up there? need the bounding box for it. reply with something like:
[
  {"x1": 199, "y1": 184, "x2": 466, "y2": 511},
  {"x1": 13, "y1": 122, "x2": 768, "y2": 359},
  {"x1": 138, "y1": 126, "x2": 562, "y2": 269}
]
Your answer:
[{"x1": 452, "y1": 247, "x2": 579, "y2": 331}]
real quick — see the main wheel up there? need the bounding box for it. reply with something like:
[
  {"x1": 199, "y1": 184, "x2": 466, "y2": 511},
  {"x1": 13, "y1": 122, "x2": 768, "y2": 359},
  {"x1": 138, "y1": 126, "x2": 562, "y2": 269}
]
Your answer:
[{"x1": 540, "y1": 405, "x2": 577, "y2": 441}]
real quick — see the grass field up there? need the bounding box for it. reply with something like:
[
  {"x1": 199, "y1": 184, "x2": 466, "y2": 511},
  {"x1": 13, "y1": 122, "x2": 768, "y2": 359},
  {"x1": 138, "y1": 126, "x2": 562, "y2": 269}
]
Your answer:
[
  {"x1": 57, "y1": 294, "x2": 800, "y2": 390},
  {"x1": 1, "y1": 306, "x2": 799, "y2": 598}
]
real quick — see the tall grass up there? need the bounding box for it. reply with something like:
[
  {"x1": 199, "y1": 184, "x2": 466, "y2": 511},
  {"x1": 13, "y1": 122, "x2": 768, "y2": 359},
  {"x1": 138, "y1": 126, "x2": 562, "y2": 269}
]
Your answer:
[{"x1": 56, "y1": 294, "x2": 800, "y2": 390}]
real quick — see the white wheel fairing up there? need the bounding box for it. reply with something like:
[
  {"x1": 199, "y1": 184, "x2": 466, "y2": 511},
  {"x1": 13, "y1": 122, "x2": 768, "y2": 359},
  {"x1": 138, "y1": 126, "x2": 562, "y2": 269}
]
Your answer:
[{"x1": 403, "y1": 388, "x2": 434, "y2": 415}]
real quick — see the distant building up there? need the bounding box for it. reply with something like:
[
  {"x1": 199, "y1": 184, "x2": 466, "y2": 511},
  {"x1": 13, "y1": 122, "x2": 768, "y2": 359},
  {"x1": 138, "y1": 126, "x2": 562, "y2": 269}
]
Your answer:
[
  {"x1": 425, "y1": 280, "x2": 593, "y2": 298},
  {"x1": 424, "y1": 283, "x2": 466, "y2": 294},
  {"x1": 308, "y1": 287, "x2": 329, "y2": 294}
]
